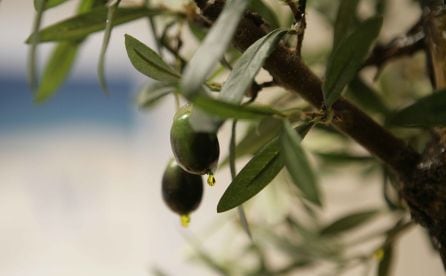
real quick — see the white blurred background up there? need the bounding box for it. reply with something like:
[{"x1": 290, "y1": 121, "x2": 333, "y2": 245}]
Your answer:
[{"x1": 0, "y1": 0, "x2": 443, "y2": 275}]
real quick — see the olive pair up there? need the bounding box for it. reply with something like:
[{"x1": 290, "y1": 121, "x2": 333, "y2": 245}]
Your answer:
[{"x1": 162, "y1": 106, "x2": 220, "y2": 225}]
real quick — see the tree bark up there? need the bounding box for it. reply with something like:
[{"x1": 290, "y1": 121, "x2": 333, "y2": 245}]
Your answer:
[{"x1": 195, "y1": 0, "x2": 446, "y2": 267}]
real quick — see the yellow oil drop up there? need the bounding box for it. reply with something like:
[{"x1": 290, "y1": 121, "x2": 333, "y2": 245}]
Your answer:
[
  {"x1": 180, "y1": 214, "x2": 190, "y2": 227},
  {"x1": 207, "y1": 173, "x2": 216, "y2": 187},
  {"x1": 373, "y1": 248, "x2": 384, "y2": 260}
]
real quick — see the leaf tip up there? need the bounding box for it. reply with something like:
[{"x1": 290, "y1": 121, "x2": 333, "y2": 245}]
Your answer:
[
  {"x1": 216, "y1": 195, "x2": 237, "y2": 213},
  {"x1": 216, "y1": 202, "x2": 227, "y2": 213},
  {"x1": 33, "y1": 93, "x2": 49, "y2": 104}
]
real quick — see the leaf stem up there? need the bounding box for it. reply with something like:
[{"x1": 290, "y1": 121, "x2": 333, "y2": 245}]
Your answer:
[
  {"x1": 230, "y1": 120, "x2": 253, "y2": 239},
  {"x1": 97, "y1": 0, "x2": 121, "y2": 95},
  {"x1": 144, "y1": 0, "x2": 162, "y2": 54}
]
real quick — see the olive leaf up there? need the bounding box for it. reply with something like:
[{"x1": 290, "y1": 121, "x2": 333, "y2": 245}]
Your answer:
[
  {"x1": 188, "y1": 28, "x2": 287, "y2": 133},
  {"x1": 387, "y1": 89, "x2": 446, "y2": 127},
  {"x1": 34, "y1": 0, "x2": 68, "y2": 11},
  {"x1": 219, "y1": 28, "x2": 287, "y2": 103},
  {"x1": 35, "y1": 42, "x2": 79, "y2": 102},
  {"x1": 34, "y1": 0, "x2": 98, "y2": 103},
  {"x1": 314, "y1": 151, "x2": 374, "y2": 166},
  {"x1": 180, "y1": 0, "x2": 252, "y2": 98},
  {"x1": 217, "y1": 138, "x2": 283, "y2": 213},
  {"x1": 333, "y1": 0, "x2": 360, "y2": 47},
  {"x1": 323, "y1": 16, "x2": 383, "y2": 108},
  {"x1": 280, "y1": 120, "x2": 322, "y2": 206},
  {"x1": 191, "y1": 94, "x2": 281, "y2": 124},
  {"x1": 187, "y1": 21, "x2": 207, "y2": 42},
  {"x1": 28, "y1": 0, "x2": 46, "y2": 91},
  {"x1": 347, "y1": 76, "x2": 390, "y2": 116},
  {"x1": 217, "y1": 123, "x2": 313, "y2": 213},
  {"x1": 137, "y1": 82, "x2": 175, "y2": 109},
  {"x1": 319, "y1": 209, "x2": 379, "y2": 237},
  {"x1": 188, "y1": 87, "x2": 284, "y2": 134},
  {"x1": 26, "y1": 6, "x2": 154, "y2": 43},
  {"x1": 125, "y1": 34, "x2": 181, "y2": 82},
  {"x1": 221, "y1": 117, "x2": 283, "y2": 166},
  {"x1": 97, "y1": 0, "x2": 121, "y2": 94}
]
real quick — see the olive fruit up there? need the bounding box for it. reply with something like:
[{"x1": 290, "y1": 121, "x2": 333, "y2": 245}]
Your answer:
[
  {"x1": 162, "y1": 159, "x2": 203, "y2": 226},
  {"x1": 170, "y1": 105, "x2": 220, "y2": 177}
]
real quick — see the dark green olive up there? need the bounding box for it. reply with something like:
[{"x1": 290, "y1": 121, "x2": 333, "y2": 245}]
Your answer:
[
  {"x1": 162, "y1": 159, "x2": 203, "y2": 218},
  {"x1": 170, "y1": 105, "x2": 220, "y2": 175}
]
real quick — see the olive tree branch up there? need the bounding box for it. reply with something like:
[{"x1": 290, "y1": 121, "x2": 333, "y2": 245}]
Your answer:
[
  {"x1": 193, "y1": 0, "x2": 446, "y2": 267},
  {"x1": 194, "y1": 1, "x2": 420, "y2": 177}
]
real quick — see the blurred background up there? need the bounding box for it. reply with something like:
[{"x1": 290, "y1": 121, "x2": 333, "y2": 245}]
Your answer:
[{"x1": 0, "y1": 0, "x2": 444, "y2": 275}]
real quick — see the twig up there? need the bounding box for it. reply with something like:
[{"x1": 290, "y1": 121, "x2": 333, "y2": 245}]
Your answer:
[
  {"x1": 284, "y1": 0, "x2": 307, "y2": 56},
  {"x1": 144, "y1": 0, "x2": 162, "y2": 55},
  {"x1": 229, "y1": 120, "x2": 253, "y2": 240},
  {"x1": 364, "y1": 17, "x2": 425, "y2": 74}
]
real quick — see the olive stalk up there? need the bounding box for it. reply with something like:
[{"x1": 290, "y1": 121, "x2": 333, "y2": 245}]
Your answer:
[{"x1": 230, "y1": 119, "x2": 252, "y2": 240}]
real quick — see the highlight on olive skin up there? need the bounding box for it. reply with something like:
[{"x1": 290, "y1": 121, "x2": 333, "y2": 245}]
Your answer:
[
  {"x1": 161, "y1": 159, "x2": 204, "y2": 227},
  {"x1": 170, "y1": 105, "x2": 220, "y2": 179}
]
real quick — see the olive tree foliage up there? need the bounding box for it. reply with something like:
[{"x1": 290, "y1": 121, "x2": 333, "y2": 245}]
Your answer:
[{"x1": 27, "y1": 0, "x2": 446, "y2": 274}]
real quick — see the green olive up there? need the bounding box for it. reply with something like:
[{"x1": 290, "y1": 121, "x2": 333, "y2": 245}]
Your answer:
[
  {"x1": 170, "y1": 105, "x2": 220, "y2": 175},
  {"x1": 162, "y1": 159, "x2": 203, "y2": 217}
]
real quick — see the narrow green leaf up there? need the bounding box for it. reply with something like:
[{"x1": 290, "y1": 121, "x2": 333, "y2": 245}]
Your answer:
[
  {"x1": 217, "y1": 123, "x2": 313, "y2": 213},
  {"x1": 137, "y1": 82, "x2": 175, "y2": 109},
  {"x1": 377, "y1": 245, "x2": 394, "y2": 276},
  {"x1": 280, "y1": 121, "x2": 322, "y2": 206},
  {"x1": 28, "y1": 0, "x2": 46, "y2": 91},
  {"x1": 249, "y1": 0, "x2": 280, "y2": 29},
  {"x1": 187, "y1": 87, "x2": 282, "y2": 133},
  {"x1": 217, "y1": 139, "x2": 283, "y2": 213},
  {"x1": 323, "y1": 16, "x2": 383, "y2": 107},
  {"x1": 125, "y1": 34, "x2": 180, "y2": 82},
  {"x1": 188, "y1": 29, "x2": 286, "y2": 133},
  {"x1": 319, "y1": 209, "x2": 379, "y2": 237},
  {"x1": 34, "y1": 0, "x2": 68, "y2": 11},
  {"x1": 79, "y1": 0, "x2": 104, "y2": 12},
  {"x1": 314, "y1": 151, "x2": 374, "y2": 165},
  {"x1": 196, "y1": 95, "x2": 281, "y2": 119},
  {"x1": 333, "y1": 0, "x2": 360, "y2": 47},
  {"x1": 347, "y1": 76, "x2": 390, "y2": 116},
  {"x1": 219, "y1": 28, "x2": 287, "y2": 103},
  {"x1": 221, "y1": 117, "x2": 282, "y2": 166},
  {"x1": 35, "y1": 42, "x2": 79, "y2": 102},
  {"x1": 387, "y1": 90, "x2": 446, "y2": 127},
  {"x1": 187, "y1": 21, "x2": 207, "y2": 42},
  {"x1": 26, "y1": 7, "x2": 155, "y2": 43},
  {"x1": 34, "y1": 0, "x2": 99, "y2": 103},
  {"x1": 98, "y1": 0, "x2": 121, "y2": 94},
  {"x1": 180, "y1": 0, "x2": 252, "y2": 98}
]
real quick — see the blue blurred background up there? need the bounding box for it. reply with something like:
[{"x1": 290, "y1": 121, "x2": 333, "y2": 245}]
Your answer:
[{"x1": 0, "y1": 77, "x2": 133, "y2": 132}]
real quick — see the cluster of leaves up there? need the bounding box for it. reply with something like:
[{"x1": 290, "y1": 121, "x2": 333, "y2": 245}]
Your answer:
[{"x1": 28, "y1": 0, "x2": 445, "y2": 275}]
